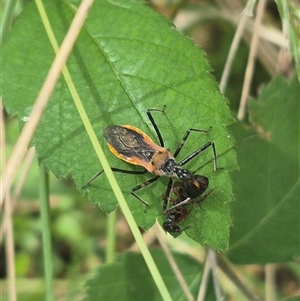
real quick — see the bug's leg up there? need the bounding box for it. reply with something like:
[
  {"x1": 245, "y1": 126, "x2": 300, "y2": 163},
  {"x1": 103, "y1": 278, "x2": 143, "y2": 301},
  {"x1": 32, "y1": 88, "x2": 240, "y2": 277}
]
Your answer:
[
  {"x1": 168, "y1": 189, "x2": 214, "y2": 213},
  {"x1": 146, "y1": 105, "x2": 166, "y2": 147},
  {"x1": 82, "y1": 170, "x2": 105, "y2": 189},
  {"x1": 173, "y1": 127, "x2": 211, "y2": 158},
  {"x1": 82, "y1": 168, "x2": 147, "y2": 189},
  {"x1": 171, "y1": 127, "x2": 217, "y2": 172},
  {"x1": 179, "y1": 141, "x2": 218, "y2": 172},
  {"x1": 130, "y1": 175, "x2": 160, "y2": 206},
  {"x1": 111, "y1": 168, "x2": 148, "y2": 175},
  {"x1": 162, "y1": 178, "x2": 174, "y2": 212},
  {"x1": 195, "y1": 189, "x2": 215, "y2": 206},
  {"x1": 165, "y1": 197, "x2": 192, "y2": 212},
  {"x1": 179, "y1": 225, "x2": 191, "y2": 232}
]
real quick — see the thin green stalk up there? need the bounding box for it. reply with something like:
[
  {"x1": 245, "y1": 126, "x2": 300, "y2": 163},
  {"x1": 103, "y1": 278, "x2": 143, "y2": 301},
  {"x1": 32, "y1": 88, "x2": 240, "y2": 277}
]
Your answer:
[
  {"x1": 39, "y1": 165, "x2": 55, "y2": 301},
  {"x1": 0, "y1": 0, "x2": 18, "y2": 45},
  {"x1": 275, "y1": 0, "x2": 300, "y2": 81},
  {"x1": 106, "y1": 210, "x2": 117, "y2": 263}
]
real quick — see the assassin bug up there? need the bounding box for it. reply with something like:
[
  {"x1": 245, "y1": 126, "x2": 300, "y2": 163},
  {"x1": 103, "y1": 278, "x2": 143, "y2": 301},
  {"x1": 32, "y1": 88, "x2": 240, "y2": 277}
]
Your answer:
[
  {"x1": 162, "y1": 175, "x2": 212, "y2": 233},
  {"x1": 83, "y1": 107, "x2": 217, "y2": 206}
]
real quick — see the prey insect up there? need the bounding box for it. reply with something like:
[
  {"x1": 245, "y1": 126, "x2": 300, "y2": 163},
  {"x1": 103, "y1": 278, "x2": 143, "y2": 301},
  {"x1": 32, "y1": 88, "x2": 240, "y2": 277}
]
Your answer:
[
  {"x1": 83, "y1": 107, "x2": 217, "y2": 206},
  {"x1": 162, "y1": 175, "x2": 212, "y2": 233}
]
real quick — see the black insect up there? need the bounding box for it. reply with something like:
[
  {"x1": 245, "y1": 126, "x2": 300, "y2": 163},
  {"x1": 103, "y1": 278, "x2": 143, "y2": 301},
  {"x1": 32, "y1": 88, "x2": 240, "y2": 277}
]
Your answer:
[{"x1": 162, "y1": 175, "x2": 210, "y2": 233}]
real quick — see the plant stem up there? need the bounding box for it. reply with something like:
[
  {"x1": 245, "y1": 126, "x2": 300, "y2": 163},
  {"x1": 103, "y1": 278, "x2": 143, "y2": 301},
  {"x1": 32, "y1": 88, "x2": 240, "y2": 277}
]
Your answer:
[
  {"x1": 106, "y1": 210, "x2": 117, "y2": 263},
  {"x1": 0, "y1": 0, "x2": 18, "y2": 45},
  {"x1": 209, "y1": 249, "x2": 223, "y2": 301},
  {"x1": 39, "y1": 165, "x2": 55, "y2": 301},
  {"x1": 217, "y1": 254, "x2": 263, "y2": 301}
]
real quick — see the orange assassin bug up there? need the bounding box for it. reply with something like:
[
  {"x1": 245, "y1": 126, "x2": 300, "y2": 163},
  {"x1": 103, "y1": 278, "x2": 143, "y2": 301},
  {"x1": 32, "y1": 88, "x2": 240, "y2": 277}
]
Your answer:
[{"x1": 83, "y1": 107, "x2": 217, "y2": 206}]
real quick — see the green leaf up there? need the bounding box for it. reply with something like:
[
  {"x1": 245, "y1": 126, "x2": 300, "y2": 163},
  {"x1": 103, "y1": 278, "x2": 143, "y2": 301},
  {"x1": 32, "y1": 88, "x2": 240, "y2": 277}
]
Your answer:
[
  {"x1": 82, "y1": 250, "x2": 216, "y2": 301},
  {"x1": 2, "y1": 0, "x2": 236, "y2": 250},
  {"x1": 227, "y1": 76, "x2": 300, "y2": 264}
]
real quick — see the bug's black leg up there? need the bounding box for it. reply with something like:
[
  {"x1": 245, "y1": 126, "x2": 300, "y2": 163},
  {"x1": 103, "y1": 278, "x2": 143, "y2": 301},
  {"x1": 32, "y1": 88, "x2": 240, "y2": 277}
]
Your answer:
[
  {"x1": 162, "y1": 178, "x2": 174, "y2": 212},
  {"x1": 170, "y1": 127, "x2": 217, "y2": 172},
  {"x1": 146, "y1": 105, "x2": 166, "y2": 147},
  {"x1": 82, "y1": 170, "x2": 105, "y2": 189},
  {"x1": 111, "y1": 168, "x2": 148, "y2": 175},
  {"x1": 82, "y1": 168, "x2": 148, "y2": 189},
  {"x1": 130, "y1": 175, "x2": 160, "y2": 206},
  {"x1": 173, "y1": 127, "x2": 211, "y2": 158},
  {"x1": 179, "y1": 141, "x2": 218, "y2": 172}
]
